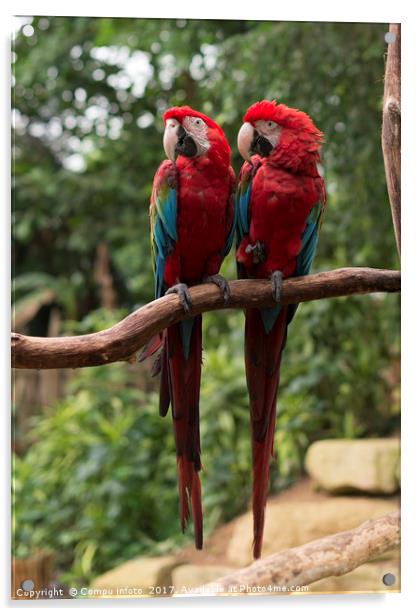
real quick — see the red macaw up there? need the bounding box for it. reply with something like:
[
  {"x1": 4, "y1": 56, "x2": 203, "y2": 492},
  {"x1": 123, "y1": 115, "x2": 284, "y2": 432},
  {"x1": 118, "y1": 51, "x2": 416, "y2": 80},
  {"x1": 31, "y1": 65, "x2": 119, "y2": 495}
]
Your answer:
[
  {"x1": 144, "y1": 106, "x2": 235, "y2": 549},
  {"x1": 236, "y1": 100, "x2": 326, "y2": 559}
]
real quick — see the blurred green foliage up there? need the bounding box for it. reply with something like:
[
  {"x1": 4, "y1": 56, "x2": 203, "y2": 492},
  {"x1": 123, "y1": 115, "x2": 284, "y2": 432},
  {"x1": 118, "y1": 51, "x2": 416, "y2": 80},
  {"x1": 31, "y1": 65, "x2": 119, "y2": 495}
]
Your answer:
[{"x1": 12, "y1": 17, "x2": 400, "y2": 585}]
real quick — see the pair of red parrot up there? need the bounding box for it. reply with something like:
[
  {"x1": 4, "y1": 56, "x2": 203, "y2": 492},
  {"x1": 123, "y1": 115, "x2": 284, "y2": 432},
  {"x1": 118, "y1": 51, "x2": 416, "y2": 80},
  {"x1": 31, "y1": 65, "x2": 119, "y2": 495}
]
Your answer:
[{"x1": 143, "y1": 100, "x2": 326, "y2": 559}]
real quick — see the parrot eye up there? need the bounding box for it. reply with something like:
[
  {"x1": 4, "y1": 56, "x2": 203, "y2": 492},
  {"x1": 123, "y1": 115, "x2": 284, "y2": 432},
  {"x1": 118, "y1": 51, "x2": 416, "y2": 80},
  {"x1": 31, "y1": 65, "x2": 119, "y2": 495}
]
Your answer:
[
  {"x1": 267, "y1": 121, "x2": 277, "y2": 129},
  {"x1": 181, "y1": 114, "x2": 210, "y2": 155}
]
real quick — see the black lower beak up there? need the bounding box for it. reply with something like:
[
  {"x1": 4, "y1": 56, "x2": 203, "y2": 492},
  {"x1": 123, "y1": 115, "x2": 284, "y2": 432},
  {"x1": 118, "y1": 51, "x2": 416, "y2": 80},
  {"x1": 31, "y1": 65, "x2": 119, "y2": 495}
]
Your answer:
[
  {"x1": 250, "y1": 130, "x2": 273, "y2": 157},
  {"x1": 175, "y1": 125, "x2": 198, "y2": 158}
]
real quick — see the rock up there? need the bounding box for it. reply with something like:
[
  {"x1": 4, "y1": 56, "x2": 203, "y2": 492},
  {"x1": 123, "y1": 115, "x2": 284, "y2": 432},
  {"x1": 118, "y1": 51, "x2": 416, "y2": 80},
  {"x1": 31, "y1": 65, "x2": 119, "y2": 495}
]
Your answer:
[
  {"x1": 305, "y1": 438, "x2": 400, "y2": 494},
  {"x1": 91, "y1": 555, "x2": 184, "y2": 598},
  {"x1": 309, "y1": 560, "x2": 400, "y2": 593},
  {"x1": 227, "y1": 496, "x2": 398, "y2": 567},
  {"x1": 172, "y1": 565, "x2": 235, "y2": 594}
]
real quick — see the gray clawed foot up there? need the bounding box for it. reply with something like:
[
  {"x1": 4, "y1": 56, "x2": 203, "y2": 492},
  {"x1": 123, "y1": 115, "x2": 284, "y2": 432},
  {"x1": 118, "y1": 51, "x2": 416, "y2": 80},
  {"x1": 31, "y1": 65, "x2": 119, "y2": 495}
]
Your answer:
[
  {"x1": 165, "y1": 283, "x2": 192, "y2": 313},
  {"x1": 270, "y1": 270, "x2": 283, "y2": 303},
  {"x1": 203, "y1": 274, "x2": 230, "y2": 304},
  {"x1": 245, "y1": 240, "x2": 266, "y2": 265}
]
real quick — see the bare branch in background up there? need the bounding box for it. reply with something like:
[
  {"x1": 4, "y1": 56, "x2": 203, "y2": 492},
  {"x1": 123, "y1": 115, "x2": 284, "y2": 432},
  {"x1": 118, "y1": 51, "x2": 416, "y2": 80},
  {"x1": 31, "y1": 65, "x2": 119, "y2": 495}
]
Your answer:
[{"x1": 185, "y1": 511, "x2": 400, "y2": 596}]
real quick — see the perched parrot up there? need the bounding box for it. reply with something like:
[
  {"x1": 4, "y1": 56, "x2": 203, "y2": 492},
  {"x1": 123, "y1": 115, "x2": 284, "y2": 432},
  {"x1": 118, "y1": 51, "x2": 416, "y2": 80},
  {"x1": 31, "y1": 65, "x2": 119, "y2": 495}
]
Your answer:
[
  {"x1": 143, "y1": 106, "x2": 235, "y2": 549},
  {"x1": 236, "y1": 100, "x2": 326, "y2": 559}
]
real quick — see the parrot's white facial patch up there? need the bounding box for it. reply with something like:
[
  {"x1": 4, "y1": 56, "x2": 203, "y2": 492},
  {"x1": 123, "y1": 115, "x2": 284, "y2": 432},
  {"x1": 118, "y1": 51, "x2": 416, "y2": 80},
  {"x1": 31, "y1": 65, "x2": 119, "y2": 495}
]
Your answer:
[
  {"x1": 163, "y1": 118, "x2": 180, "y2": 161},
  {"x1": 182, "y1": 115, "x2": 210, "y2": 155},
  {"x1": 254, "y1": 119, "x2": 281, "y2": 149}
]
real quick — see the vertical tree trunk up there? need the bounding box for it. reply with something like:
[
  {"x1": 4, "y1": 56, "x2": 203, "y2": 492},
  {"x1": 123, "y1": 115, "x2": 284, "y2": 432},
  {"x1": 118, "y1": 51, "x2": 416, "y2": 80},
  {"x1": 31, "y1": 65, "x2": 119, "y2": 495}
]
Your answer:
[
  {"x1": 382, "y1": 23, "x2": 401, "y2": 258},
  {"x1": 93, "y1": 241, "x2": 117, "y2": 309},
  {"x1": 12, "y1": 551, "x2": 53, "y2": 600},
  {"x1": 39, "y1": 308, "x2": 63, "y2": 408}
]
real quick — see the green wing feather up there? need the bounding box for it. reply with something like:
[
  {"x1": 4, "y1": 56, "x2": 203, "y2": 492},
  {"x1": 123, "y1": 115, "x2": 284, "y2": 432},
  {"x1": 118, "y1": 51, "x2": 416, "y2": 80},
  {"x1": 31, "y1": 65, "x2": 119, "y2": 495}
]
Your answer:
[
  {"x1": 150, "y1": 162, "x2": 178, "y2": 299},
  {"x1": 295, "y1": 181, "x2": 326, "y2": 278}
]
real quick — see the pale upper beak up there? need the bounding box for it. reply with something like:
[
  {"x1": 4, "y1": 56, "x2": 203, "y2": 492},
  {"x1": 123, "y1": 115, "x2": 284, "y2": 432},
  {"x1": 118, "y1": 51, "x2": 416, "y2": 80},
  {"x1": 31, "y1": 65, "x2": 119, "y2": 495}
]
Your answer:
[
  {"x1": 237, "y1": 121, "x2": 254, "y2": 162},
  {"x1": 163, "y1": 119, "x2": 180, "y2": 161}
]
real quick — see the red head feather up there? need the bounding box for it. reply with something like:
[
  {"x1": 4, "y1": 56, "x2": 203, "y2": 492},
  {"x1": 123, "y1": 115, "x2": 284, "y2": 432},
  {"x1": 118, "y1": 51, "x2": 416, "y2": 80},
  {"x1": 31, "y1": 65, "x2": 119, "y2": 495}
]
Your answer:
[
  {"x1": 163, "y1": 106, "x2": 230, "y2": 166},
  {"x1": 243, "y1": 99, "x2": 323, "y2": 141},
  {"x1": 164, "y1": 106, "x2": 220, "y2": 131},
  {"x1": 244, "y1": 99, "x2": 323, "y2": 172}
]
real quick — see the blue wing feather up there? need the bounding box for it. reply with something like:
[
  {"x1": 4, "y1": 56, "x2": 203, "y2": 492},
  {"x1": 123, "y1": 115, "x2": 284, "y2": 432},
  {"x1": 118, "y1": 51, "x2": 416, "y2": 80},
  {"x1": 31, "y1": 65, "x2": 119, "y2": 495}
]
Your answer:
[
  {"x1": 221, "y1": 202, "x2": 237, "y2": 259},
  {"x1": 156, "y1": 187, "x2": 177, "y2": 242},
  {"x1": 236, "y1": 179, "x2": 251, "y2": 247},
  {"x1": 220, "y1": 167, "x2": 237, "y2": 259},
  {"x1": 151, "y1": 163, "x2": 178, "y2": 300},
  {"x1": 295, "y1": 201, "x2": 322, "y2": 278},
  {"x1": 287, "y1": 198, "x2": 324, "y2": 324},
  {"x1": 235, "y1": 163, "x2": 253, "y2": 282}
]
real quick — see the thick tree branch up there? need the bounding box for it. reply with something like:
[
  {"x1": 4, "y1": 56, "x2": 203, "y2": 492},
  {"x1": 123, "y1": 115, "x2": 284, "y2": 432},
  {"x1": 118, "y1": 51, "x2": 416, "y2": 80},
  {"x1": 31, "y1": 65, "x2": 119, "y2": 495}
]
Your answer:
[
  {"x1": 186, "y1": 511, "x2": 400, "y2": 596},
  {"x1": 382, "y1": 23, "x2": 401, "y2": 258},
  {"x1": 12, "y1": 267, "x2": 400, "y2": 370}
]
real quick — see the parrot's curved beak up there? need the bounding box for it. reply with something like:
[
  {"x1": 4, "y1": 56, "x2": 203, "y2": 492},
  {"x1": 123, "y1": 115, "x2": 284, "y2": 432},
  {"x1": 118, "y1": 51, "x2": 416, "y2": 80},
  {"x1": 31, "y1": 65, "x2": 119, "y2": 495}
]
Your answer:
[
  {"x1": 238, "y1": 121, "x2": 274, "y2": 160},
  {"x1": 163, "y1": 119, "x2": 179, "y2": 162},
  {"x1": 174, "y1": 125, "x2": 198, "y2": 158},
  {"x1": 237, "y1": 122, "x2": 254, "y2": 162},
  {"x1": 251, "y1": 131, "x2": 273, "y2": 157},
  {"x1": 164, "y1": 120, "x2": 198, "y2": 160}
]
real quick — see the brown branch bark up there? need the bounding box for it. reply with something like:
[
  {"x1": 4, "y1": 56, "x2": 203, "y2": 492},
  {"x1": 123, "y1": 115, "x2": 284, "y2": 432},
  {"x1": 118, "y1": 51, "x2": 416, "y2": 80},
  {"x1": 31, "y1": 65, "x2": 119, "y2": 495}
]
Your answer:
[
  {"x1": 382, "y1": 23, "x2": 401, "y2": 258},
  {"x1": 11, "y1": 267, "x2": 400, "y2": 370},
  {"x1": 185, "y1": 510, "x2": 400, "y2": 596}
]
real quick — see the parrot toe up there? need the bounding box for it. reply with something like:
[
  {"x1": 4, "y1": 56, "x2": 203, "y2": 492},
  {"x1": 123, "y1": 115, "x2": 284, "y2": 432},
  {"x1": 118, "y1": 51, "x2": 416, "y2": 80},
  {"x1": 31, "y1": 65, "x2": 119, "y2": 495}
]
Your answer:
[
  {"x1": 270, "y1": 270, "x2": 283, "y2": 303},
  {"x1": 165, "y1": 283, "x2": 192, "y2": 313},
  {"x1": 203, "y1": 274, "x2": 230, "y2": 304},
  {"x1": 245, "y1": 240, "x2": 266, "y2": 265}
]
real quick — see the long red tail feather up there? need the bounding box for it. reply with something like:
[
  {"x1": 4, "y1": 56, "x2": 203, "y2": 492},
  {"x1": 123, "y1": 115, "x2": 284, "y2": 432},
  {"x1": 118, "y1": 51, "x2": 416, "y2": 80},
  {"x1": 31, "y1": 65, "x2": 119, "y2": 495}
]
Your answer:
[
  {"x1": 245, "y1": 307, "x2": 288, "y2": 559},
  {"x1": 163, "y1": 317, "x2": 203, "y2": 549}
]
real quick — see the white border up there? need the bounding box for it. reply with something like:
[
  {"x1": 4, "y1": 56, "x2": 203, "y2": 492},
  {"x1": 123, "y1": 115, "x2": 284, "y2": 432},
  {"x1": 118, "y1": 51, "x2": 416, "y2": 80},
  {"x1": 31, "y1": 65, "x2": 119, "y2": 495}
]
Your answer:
[{"x1": 2, "y1": 1, "x2": 418, "y2": 613}]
